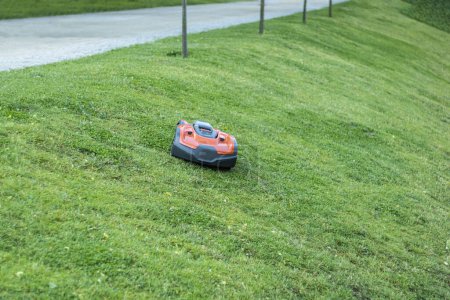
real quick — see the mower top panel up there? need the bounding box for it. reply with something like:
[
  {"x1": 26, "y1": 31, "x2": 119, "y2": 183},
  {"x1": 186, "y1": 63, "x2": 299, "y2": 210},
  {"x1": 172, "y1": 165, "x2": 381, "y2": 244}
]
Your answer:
[{"x1": 177, "y1": 120, "x2": 236, "y2": 155}]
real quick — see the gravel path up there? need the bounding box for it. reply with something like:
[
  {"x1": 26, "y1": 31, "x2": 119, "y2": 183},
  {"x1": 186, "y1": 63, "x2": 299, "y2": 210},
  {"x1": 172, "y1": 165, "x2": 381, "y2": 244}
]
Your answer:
[{"x1": 0, "y1": 0, "x2": 347, "y2": 71}]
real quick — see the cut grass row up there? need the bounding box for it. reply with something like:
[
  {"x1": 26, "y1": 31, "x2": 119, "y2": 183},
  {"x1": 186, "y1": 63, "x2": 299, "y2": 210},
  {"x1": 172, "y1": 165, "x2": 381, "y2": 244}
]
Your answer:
[
  {"x1": 0, "y1": 0, "x2": 449, "y2": 298},
  {"x1": 0, "y1": 0, "x2": 243, "y2": 20}
]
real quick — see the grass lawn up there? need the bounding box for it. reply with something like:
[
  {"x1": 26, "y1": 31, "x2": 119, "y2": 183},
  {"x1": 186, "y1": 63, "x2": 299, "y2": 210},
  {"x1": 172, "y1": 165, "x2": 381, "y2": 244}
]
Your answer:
[
  {"x1": 0, "y1": 0, "x2": 243, "y2": 20},
  {"x1": 0, "y1": 0, "x2": 449, "y2": 298},
  {"x1": 402, "y1": 0, "x2": 450, "y2": 33}
]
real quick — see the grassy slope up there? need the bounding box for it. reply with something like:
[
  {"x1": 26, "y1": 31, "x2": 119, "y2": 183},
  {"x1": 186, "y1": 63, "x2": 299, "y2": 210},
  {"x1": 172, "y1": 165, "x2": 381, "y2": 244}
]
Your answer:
[
  {"x1": 0, "y1": 0, "x2": 449, "y2": 298},
  {"x1": 403, "y1": 0, "x2": 450, "y2": 33},
  {"x1": 0, "y1": 0, "x2": 242, "y2": 20}
]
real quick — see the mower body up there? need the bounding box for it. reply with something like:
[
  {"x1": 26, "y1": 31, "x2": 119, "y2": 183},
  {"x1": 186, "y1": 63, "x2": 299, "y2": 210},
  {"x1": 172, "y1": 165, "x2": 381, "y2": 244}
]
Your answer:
[{"x1": 171, "y1": 120, "x2": 238, "y2": 168}]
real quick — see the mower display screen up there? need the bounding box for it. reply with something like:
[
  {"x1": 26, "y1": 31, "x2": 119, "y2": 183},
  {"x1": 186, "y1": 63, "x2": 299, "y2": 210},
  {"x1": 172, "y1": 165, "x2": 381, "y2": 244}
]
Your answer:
[
  {"x1": 200, "y1": 128, "x2": 212, "y2": 133},
  {"x1": 193, "y1": 121, "x2": 217, "y2": 138}
]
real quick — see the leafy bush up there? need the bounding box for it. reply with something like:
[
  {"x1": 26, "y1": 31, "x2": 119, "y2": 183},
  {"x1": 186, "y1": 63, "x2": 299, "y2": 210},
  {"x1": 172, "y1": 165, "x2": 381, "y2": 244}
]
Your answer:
[{"x1": 403, "y1": 0, "x2": 450, "y2": 32}]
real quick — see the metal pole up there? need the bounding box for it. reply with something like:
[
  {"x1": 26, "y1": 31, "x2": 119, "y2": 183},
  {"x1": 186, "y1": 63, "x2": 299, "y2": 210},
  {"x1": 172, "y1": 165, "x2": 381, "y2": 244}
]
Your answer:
[
  {"x1": 329, "y1": 0, "x2": 332, "y2": 17},
  {"x1": 259, "y1": 0, "x2": 265, "y2": 34},
  {"x1": 182, "y1": 0, "x2": 188, "y2": 58},
  {"x1": 303, "y1": 0, "x2": 307, "y2": 24}
]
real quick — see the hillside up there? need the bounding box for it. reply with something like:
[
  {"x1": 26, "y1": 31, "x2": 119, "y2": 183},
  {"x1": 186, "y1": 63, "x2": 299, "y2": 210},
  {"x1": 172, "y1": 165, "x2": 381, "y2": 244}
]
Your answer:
[{"x1": 0, "y1": 0, "x2": 449, "y2": 298}]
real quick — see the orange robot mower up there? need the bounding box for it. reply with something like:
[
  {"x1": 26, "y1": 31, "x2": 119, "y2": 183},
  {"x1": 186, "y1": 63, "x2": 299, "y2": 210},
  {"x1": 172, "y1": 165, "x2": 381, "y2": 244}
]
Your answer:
[{"x1": 171, "y1": 120, "x2": 238, "y2": 169}]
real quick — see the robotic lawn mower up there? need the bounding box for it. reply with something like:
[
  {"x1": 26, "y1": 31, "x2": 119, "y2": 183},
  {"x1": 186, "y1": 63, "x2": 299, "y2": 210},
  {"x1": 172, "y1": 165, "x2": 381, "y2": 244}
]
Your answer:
[{"x1": 171, "y1": 120, "x2": 238, "y2": 169}]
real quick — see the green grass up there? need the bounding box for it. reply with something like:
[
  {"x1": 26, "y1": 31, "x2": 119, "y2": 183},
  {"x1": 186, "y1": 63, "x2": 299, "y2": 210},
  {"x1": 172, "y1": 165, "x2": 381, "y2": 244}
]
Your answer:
[
  {"x1": 1, "y1": 0, "x2": 449, "y2": 298},
  {"x1": 0, "y1": 0, "x2": 243, "y2": 20},
  {"x1": 403, "y1": 0, "x2": 450, "y2": 33}
]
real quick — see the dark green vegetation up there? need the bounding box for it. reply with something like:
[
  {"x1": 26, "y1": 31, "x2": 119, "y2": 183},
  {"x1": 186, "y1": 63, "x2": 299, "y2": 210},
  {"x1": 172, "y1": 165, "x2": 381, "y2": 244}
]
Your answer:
[
  {"x1": 403, "y1": 0, "x2": 450, "y2": 32},
  {"x1": 0, "y1": 0, "x2": 242, "y2": 19},
  {"x1": 1, "y1": 0, "x2": 449, "y2": 298}
]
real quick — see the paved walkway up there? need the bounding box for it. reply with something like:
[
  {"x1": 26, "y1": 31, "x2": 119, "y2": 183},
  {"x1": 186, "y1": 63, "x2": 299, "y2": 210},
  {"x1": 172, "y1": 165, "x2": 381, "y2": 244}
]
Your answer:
[{"x1": 0, "y1": 0, "x2": 347, "y2": 71}]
